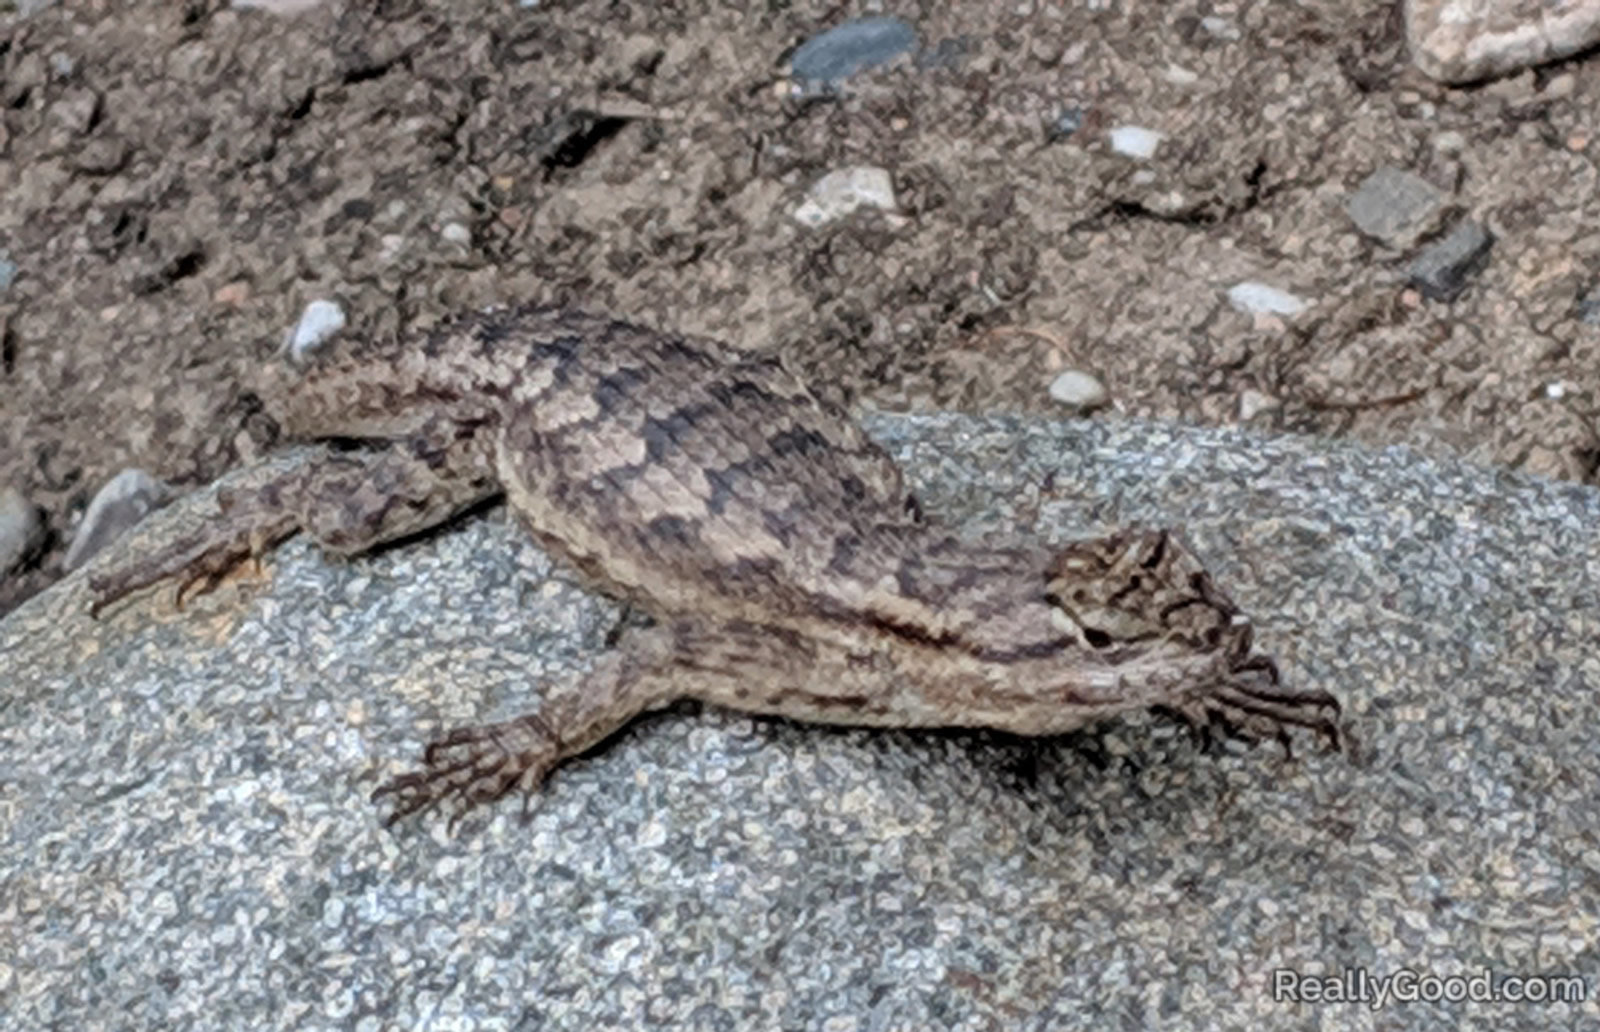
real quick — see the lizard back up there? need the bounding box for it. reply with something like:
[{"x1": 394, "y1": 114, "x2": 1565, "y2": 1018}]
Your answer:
[
  {"x1": 283, "y1": 305, "x2": 932, "y2": 621},
  {"x1": 492, "y1": 307, "x2": 929, "y2": 618}
]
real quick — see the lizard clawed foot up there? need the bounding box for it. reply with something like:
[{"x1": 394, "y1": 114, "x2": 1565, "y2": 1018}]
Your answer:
[
  {"x1": 1162, "y1": 660, "x2": 1343, "y2": 757},
  {"x1": 371, "y1": 713, "x2": 563, "y2": 830}
]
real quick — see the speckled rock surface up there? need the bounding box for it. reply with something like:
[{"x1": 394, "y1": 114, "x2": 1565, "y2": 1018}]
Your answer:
[
  {"x1": 3, "y1": 415, "x2": 1598, "y2": 1030},
  {"x1": 1408, "y1": 0, "x2": 1600, "y2": 83}
]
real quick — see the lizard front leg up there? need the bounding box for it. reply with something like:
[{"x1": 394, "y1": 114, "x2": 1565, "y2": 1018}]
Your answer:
[{"x1": 88, "y1": 430, "x2": 498, "y2": 615}]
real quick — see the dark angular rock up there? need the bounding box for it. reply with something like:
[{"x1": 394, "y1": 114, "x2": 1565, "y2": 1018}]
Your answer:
[{"x1": 1409, "y1": 219, "x2": 1494, "y2": 302}]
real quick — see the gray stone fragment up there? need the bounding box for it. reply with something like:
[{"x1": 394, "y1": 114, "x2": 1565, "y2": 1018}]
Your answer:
[
  {"x1": 792, "y1": 166, "x2": 898, "y2": 227},
  {"x1": 1046, "y1": 369, "x2": 1110, "y2": 411},
  {"x1": 1226, "y1": 281, "x2": 1310, "y2": 317},
  {"x1": 1108, "y1": 125, "x2": 1166, "y2": 160},
  {"x1": 1346, "y1": 167, "x2": 1451, "y2": 248},
  {"x1": 62, "y1": 468, "x2": 174, "y2": 572},
  {"x1": 1409, "y1": 219, "x2": 1494, "y2": 301},
  {"x1": 1047, "y1": 107, "x2": 1084, "y2": 142},
  {"x1": 1200, "y1": 15, "x2": 1242, "y2": 40},
  {"x1": 790, "y1": 17, "x2": 918, "y2": 87},
  {"x1": 1579, "y1": 284, "x2": 1600, "y2": 325},
  {"x1": 1408, "y1": 0, "x2": 1600, "y2": 83},
  {"x1": 231, "y1": 0, "x2": 330, "y2": 11},
  {"x1": 0, "y1": 486, "x2": 44, "y2": 576},
  {"x1": 0, "y1": 252, "x2": 16, "y2": 292}
]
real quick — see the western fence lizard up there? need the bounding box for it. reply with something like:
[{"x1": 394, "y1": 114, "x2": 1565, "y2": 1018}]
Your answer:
[{"x1": 89, "y1": 305, "x2": 1340, "y2": 825}]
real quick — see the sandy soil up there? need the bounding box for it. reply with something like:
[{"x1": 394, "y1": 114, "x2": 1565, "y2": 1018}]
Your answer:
[{"x1": 2, "y1": 0, "x2": 1597, "y2": 613}]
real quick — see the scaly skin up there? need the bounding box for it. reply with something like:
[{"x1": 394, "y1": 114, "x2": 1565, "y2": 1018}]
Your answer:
[{"x1": 90, "y1": 305, "x2": 1341, "y2": 826}]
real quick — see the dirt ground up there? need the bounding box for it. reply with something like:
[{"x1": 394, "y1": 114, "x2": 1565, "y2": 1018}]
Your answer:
[{"x1": 2, "y1": 0, "x2": 1598, "y2": 615}]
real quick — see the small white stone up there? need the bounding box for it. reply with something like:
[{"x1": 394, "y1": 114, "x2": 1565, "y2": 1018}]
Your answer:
[
  {"x1": 1227, "y1": 281, "x2": 1309, "y2": 317},
  {"x1": 1108, "y1": 126, "x2": 1165, "y2": 160},
  {"x1": 1200, "y1": 16, "x2": 1241, "y2": 41},
  {"x1": 1238, "y1": 389, "x2": 1280, "y2": 421},
  {"x1": 286, "y1": 299, "x2": 347, "y2": 361},
  {"x1": 1163, "y1": 63, "x2": 1200, "y2": 86},
  {"x1": 440, "y1": 222, "x2": 472, "y2": 245},
  {"x1": 1047, "y1": 369, "x2": 1110, "y2": 411},
  {"x1": 792, "y1": 166, "x2": 898, "y2": 227},
  {"x1": 232, "y1": 0, "x2": 329, "y2": 11},
  {"x1": 378, "y1": 234, "x2": 406, "y2": 262}
]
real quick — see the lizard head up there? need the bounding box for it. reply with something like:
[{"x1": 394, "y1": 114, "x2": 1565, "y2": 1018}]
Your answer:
[{"x1": 1041, "y1": 528, "x2": 1341, "y2": 750}]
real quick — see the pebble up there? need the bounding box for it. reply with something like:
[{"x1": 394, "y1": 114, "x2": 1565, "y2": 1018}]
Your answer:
[
  {"x1": 1409, "y1": 219, "x2": 1494, "y2": 301},
  {"x1": 230, "y1": 0, "x2": 331, "y2": 12},
  {"x1": 286, "y1": 299, "x2": 347, "y2": 361},
  {"x1": 1108, "y1": 126, "x2": 1165, "y2": 160},
  {"x1": 1238, "y1": 389, "x2": 1280, "y2": 422},
  {"x1": 213, "y1": 281, "x2": 251, "y2": 307},
  {"x1": 1227, "y1": 282, "x2": 1310, "y2": 317},
  {"x1": 1345, "y1": 167, "x2": 1451, "y2": 249},
  {"x1": 792, "y1": 167, "x2": 898, "y2": 227},
  {"x1": 790, "y1": 17, "x2": 918, "y2": 87},
  {"x1": 1544, "y1": 72, "x2": 1576, "y2": 99},
  {"x1": 1578, "y1": 285, "x2": 1600, "y2": 325},
  {"x1": 1163, "y1": 63, "x2": 1201, "y2": 86},
  {"x1": 0, "y1": 487, "x2": 45, "y2": 578},
  {"x1": 0, "y1": 253, "x2": 16, "y2": 293},
  {"x1": 63, "y1": 470, "x2": 173, "y2": 573},
  {"x1": 1408, "y1": 0, "x2": 1600, "y2": 83},
  {"x1": 1200, "y1": 16, "x2": 1242, "y2": 41},
  {"x1": 1047, "y1": 108, "x2": 1085, "y2": 142},
  {"x1": 440, "y1": 222, "x2": 472, "y2": 246},
  {"x1": 1047, "y1": 369, "x2": 1111, "y2": 412}
]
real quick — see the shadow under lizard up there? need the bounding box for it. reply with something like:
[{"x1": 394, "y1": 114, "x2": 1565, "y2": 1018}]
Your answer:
[{"x1": 89, "y1": 305, "x2": 1340, "y2": 826}]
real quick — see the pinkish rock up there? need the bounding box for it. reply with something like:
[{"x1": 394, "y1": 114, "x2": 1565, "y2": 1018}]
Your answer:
[{"x1": 1408, "y1": 0, "x2": 1600, "y2": 83}]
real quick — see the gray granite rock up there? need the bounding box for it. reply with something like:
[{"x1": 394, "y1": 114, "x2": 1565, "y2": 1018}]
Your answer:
[
  {"x1": 1346, "y1": 167, "x2": 1452, "y2": 250},
  {"x1": 1408, "y1": 0, "x2": 1600, "y2": 83},
  {"x1": 789, "y1": 16, "x2": 918, "y2": 88},
  {"x1": 0, "y1": 485, "x2": 44, "y2": 576},
  {"x1": 4, "y1": 415, "x2": 1599, "y2": 1029},
  {"x1": 61, "y1": 467, "x2": 173, "y2": 572}
]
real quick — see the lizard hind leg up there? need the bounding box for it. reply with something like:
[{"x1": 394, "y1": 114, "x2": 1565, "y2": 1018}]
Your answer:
[
  {"x1": 370, "y1": 622, "x2": 693, "y2": 829},
  {"x1": 88, "y1": 431, "x2": 500, "y2": 615}
]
